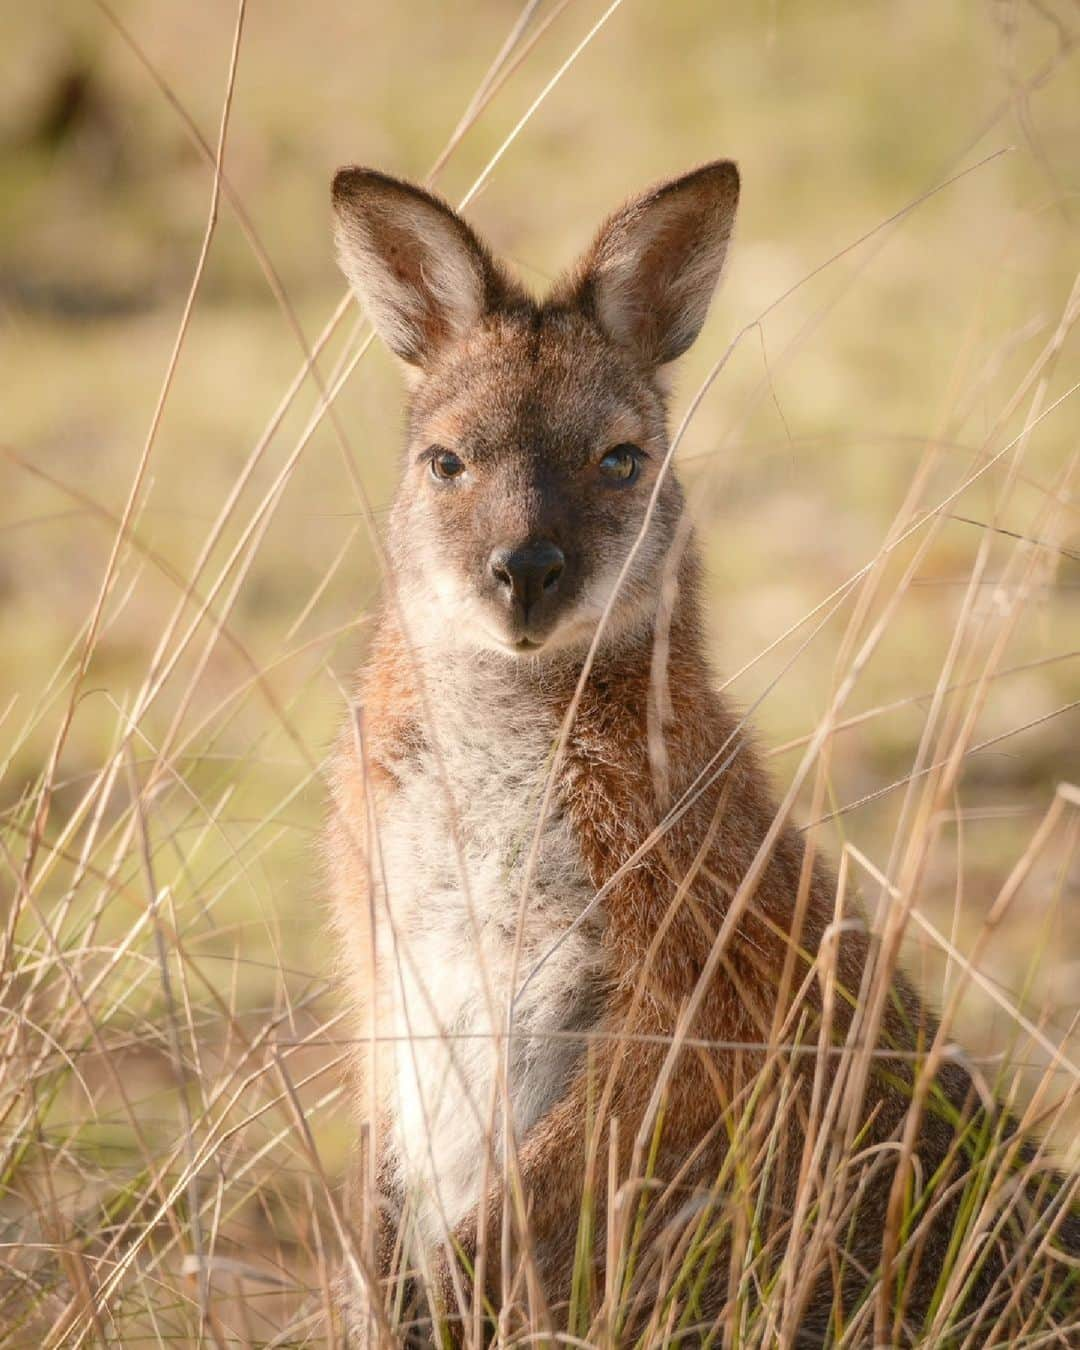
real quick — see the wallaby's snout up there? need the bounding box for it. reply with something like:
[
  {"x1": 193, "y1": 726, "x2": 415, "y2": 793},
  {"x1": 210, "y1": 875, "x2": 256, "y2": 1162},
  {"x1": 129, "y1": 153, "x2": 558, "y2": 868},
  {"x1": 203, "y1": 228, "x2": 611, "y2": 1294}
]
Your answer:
[{"x1": 487, "y1": 539, "x2": 566, "y2": 644}]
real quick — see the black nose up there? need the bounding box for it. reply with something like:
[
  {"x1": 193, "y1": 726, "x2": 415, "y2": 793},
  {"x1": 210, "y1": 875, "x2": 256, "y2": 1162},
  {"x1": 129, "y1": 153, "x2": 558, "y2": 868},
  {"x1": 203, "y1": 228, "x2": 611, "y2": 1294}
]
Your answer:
[{"x1": 489, "y1": 540, "x2": 565, "y2": 612}]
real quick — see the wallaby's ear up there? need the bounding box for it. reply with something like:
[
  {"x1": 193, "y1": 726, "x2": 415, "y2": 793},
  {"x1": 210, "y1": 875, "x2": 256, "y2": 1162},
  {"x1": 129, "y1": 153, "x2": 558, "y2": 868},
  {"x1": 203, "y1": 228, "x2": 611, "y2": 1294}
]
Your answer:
[
  {"x1": 331, "y1": 167, "x2": 514, "y2": 367},
  {"x1": 559, "y1": 161, "x2": 739, "y2": 368}
]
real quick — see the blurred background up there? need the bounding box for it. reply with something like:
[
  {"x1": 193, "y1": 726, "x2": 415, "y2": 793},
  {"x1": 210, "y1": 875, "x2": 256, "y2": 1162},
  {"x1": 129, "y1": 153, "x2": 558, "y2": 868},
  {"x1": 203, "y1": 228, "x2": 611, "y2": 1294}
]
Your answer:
[{"x1": 1, "y1": 0, "x2": 1078, "y2": 1341}]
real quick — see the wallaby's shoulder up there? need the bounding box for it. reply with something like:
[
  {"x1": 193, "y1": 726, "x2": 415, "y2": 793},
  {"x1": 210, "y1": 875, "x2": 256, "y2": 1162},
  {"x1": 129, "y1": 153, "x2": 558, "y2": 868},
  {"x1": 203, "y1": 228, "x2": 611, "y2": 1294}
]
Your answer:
[{"x1": 331, "y1": 615, "x2": 424, "y2": 794}]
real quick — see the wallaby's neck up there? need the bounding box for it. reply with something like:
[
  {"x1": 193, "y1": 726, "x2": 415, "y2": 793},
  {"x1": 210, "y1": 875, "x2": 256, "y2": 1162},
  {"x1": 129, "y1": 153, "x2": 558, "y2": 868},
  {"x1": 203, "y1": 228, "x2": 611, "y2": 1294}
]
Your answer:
[{"x1": 366, "y1": 546, "x2": 713, "y2": 754}]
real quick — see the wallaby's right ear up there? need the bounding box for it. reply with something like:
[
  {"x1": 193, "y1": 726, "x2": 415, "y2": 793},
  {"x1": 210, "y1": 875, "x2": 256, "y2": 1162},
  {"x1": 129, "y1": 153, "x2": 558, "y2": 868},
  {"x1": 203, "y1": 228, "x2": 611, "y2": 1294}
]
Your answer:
[
  {"x1": 331, "y1": 168, "x2": 513, "y2": 367},
  {"x1": 557, "y1": 161, "x2": 740, "y2": 368}
]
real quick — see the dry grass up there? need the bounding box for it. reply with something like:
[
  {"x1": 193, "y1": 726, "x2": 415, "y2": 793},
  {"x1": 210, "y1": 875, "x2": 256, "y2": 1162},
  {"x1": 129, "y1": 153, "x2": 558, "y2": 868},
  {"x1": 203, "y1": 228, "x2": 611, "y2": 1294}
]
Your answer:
[{"x1": 1, "y1": 1, "x2": 1078, "y2": 1345}]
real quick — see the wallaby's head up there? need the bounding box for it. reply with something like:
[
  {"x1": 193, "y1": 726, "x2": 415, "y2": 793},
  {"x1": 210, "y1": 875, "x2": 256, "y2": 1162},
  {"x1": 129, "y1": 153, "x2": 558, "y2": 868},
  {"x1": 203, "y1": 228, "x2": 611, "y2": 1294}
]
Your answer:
[{"x1": 332, "y1": 162, "x2": 739, "y2": 658}]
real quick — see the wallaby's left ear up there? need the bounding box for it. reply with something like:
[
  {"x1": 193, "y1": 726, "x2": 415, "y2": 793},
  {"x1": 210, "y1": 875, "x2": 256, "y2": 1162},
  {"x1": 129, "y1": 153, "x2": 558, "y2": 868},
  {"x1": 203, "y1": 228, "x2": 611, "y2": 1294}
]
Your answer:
[
  {"x1": 332, "y1": 167, "x2": 518, "y2": 367},
  {"x1": 558, "y1": 161, "x2": 739, "y2": 368}
]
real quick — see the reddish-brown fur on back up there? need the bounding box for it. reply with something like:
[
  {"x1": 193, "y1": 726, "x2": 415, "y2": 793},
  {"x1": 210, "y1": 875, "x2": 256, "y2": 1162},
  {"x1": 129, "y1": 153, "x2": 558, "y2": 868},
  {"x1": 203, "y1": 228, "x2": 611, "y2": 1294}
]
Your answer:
[{"x1": 325, "y1": 164, "x2": 1078, "y2": 1345}]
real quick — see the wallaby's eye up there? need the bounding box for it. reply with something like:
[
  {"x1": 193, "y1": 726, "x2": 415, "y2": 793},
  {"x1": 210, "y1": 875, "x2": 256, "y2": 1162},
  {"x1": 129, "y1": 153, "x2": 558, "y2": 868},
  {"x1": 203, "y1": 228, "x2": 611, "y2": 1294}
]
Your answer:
[
  {"x1": 598, "y1": 444, "x2": 642, "y2": 485},
  {"x1": 429, "y1": 448, "x2": 465, "y2": 482}
]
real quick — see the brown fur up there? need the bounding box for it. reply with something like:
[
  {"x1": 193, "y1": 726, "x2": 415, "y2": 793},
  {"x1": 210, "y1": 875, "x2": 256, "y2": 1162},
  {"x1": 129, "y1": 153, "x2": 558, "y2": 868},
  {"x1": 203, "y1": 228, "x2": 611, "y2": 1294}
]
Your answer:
[{"x1": 325, "y1": 164, "x2": 1078, "y2": 1345}]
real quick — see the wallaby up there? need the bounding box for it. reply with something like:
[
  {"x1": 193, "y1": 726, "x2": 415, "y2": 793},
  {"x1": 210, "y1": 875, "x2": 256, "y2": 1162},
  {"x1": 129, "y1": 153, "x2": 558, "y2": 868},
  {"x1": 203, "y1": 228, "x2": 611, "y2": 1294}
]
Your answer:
[{"x1": 324, "y1": 162, "x2": 1078, "y2": 1346}]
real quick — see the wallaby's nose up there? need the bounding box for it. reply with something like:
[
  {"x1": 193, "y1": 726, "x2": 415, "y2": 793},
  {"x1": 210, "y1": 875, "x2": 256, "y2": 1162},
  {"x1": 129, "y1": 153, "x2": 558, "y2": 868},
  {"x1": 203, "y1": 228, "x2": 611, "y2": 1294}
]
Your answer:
[{"x1": 489, "y1": 541, "x2": 565, "y2": 612}]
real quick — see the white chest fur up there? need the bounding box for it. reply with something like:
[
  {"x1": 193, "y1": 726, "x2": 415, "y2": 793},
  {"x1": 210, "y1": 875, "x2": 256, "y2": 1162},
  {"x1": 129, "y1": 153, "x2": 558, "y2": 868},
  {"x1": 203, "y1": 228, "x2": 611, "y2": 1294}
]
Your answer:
[{"x1": 372, "y1": 683, "x2": 605, "y2": 1244}]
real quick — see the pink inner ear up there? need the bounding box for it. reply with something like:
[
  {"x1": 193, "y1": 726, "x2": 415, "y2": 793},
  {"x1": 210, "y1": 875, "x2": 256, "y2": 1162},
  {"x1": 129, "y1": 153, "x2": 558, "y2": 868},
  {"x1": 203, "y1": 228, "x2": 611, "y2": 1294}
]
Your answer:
[
  {"x1": 633, "y1": 211, "x2": 701, "y2": 352},
  {"x1": 556, "y1": 164, "x2": 738, "y2": 367},
  {"x1": 370, "y1": 214, "x2": 453, "y2": 352},
  {"x1": 598, "y1": 203, "x2": 714, "y2": 367}
]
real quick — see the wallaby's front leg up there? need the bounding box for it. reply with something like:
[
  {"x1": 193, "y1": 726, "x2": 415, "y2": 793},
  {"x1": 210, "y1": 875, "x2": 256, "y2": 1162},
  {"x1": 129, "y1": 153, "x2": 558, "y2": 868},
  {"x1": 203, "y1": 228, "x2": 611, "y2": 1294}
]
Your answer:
[
  {"x1": 431, "y1": 1089, "x2": 594, "y2": 1343},
  {"x1": 337, "y1": 1135, "x2": 408, "y2": 1347},
  {"x1": 434, "y1": 1033, "x2": 722, "y2": 1343}
]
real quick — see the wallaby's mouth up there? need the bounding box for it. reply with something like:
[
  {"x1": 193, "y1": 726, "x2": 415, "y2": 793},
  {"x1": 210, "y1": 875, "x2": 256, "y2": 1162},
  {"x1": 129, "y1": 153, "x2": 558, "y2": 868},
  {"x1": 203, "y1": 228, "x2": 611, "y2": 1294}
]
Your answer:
[
  {"x1": 492, "y1": 617, "x2": 567, "y2": 657},
  {"x1": 482, "y1": 600, "x2": 610, "y2": 659},
  {"x1": 499, "y1": 635, "x2": 545, "y2": 655},
  {"x1": 473, "y1": 613, "x2": 561, "y2": 657}
]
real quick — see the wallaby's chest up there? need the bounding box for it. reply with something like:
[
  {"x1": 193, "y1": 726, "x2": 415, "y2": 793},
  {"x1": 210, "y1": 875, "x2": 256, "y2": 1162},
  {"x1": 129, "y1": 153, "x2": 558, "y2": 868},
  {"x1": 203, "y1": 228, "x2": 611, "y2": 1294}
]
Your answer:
[{"x1": 373, "y1": 708, "x2": 606, "y2": 1240}]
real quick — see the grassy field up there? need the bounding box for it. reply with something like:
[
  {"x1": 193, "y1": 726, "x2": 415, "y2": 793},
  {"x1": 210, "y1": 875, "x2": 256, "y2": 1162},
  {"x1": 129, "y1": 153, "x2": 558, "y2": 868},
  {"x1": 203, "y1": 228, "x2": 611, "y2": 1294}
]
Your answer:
[{"x1": 1, "y1": 0, "x2": 1078, "y2": 1343}]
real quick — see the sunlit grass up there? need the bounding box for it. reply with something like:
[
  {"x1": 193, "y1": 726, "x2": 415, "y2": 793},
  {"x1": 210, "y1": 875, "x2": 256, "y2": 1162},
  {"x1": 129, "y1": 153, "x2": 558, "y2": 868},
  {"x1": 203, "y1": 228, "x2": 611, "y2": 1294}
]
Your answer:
[{"x1": 1, "y1": 0, "x2": 1078, "y2": 1344}]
